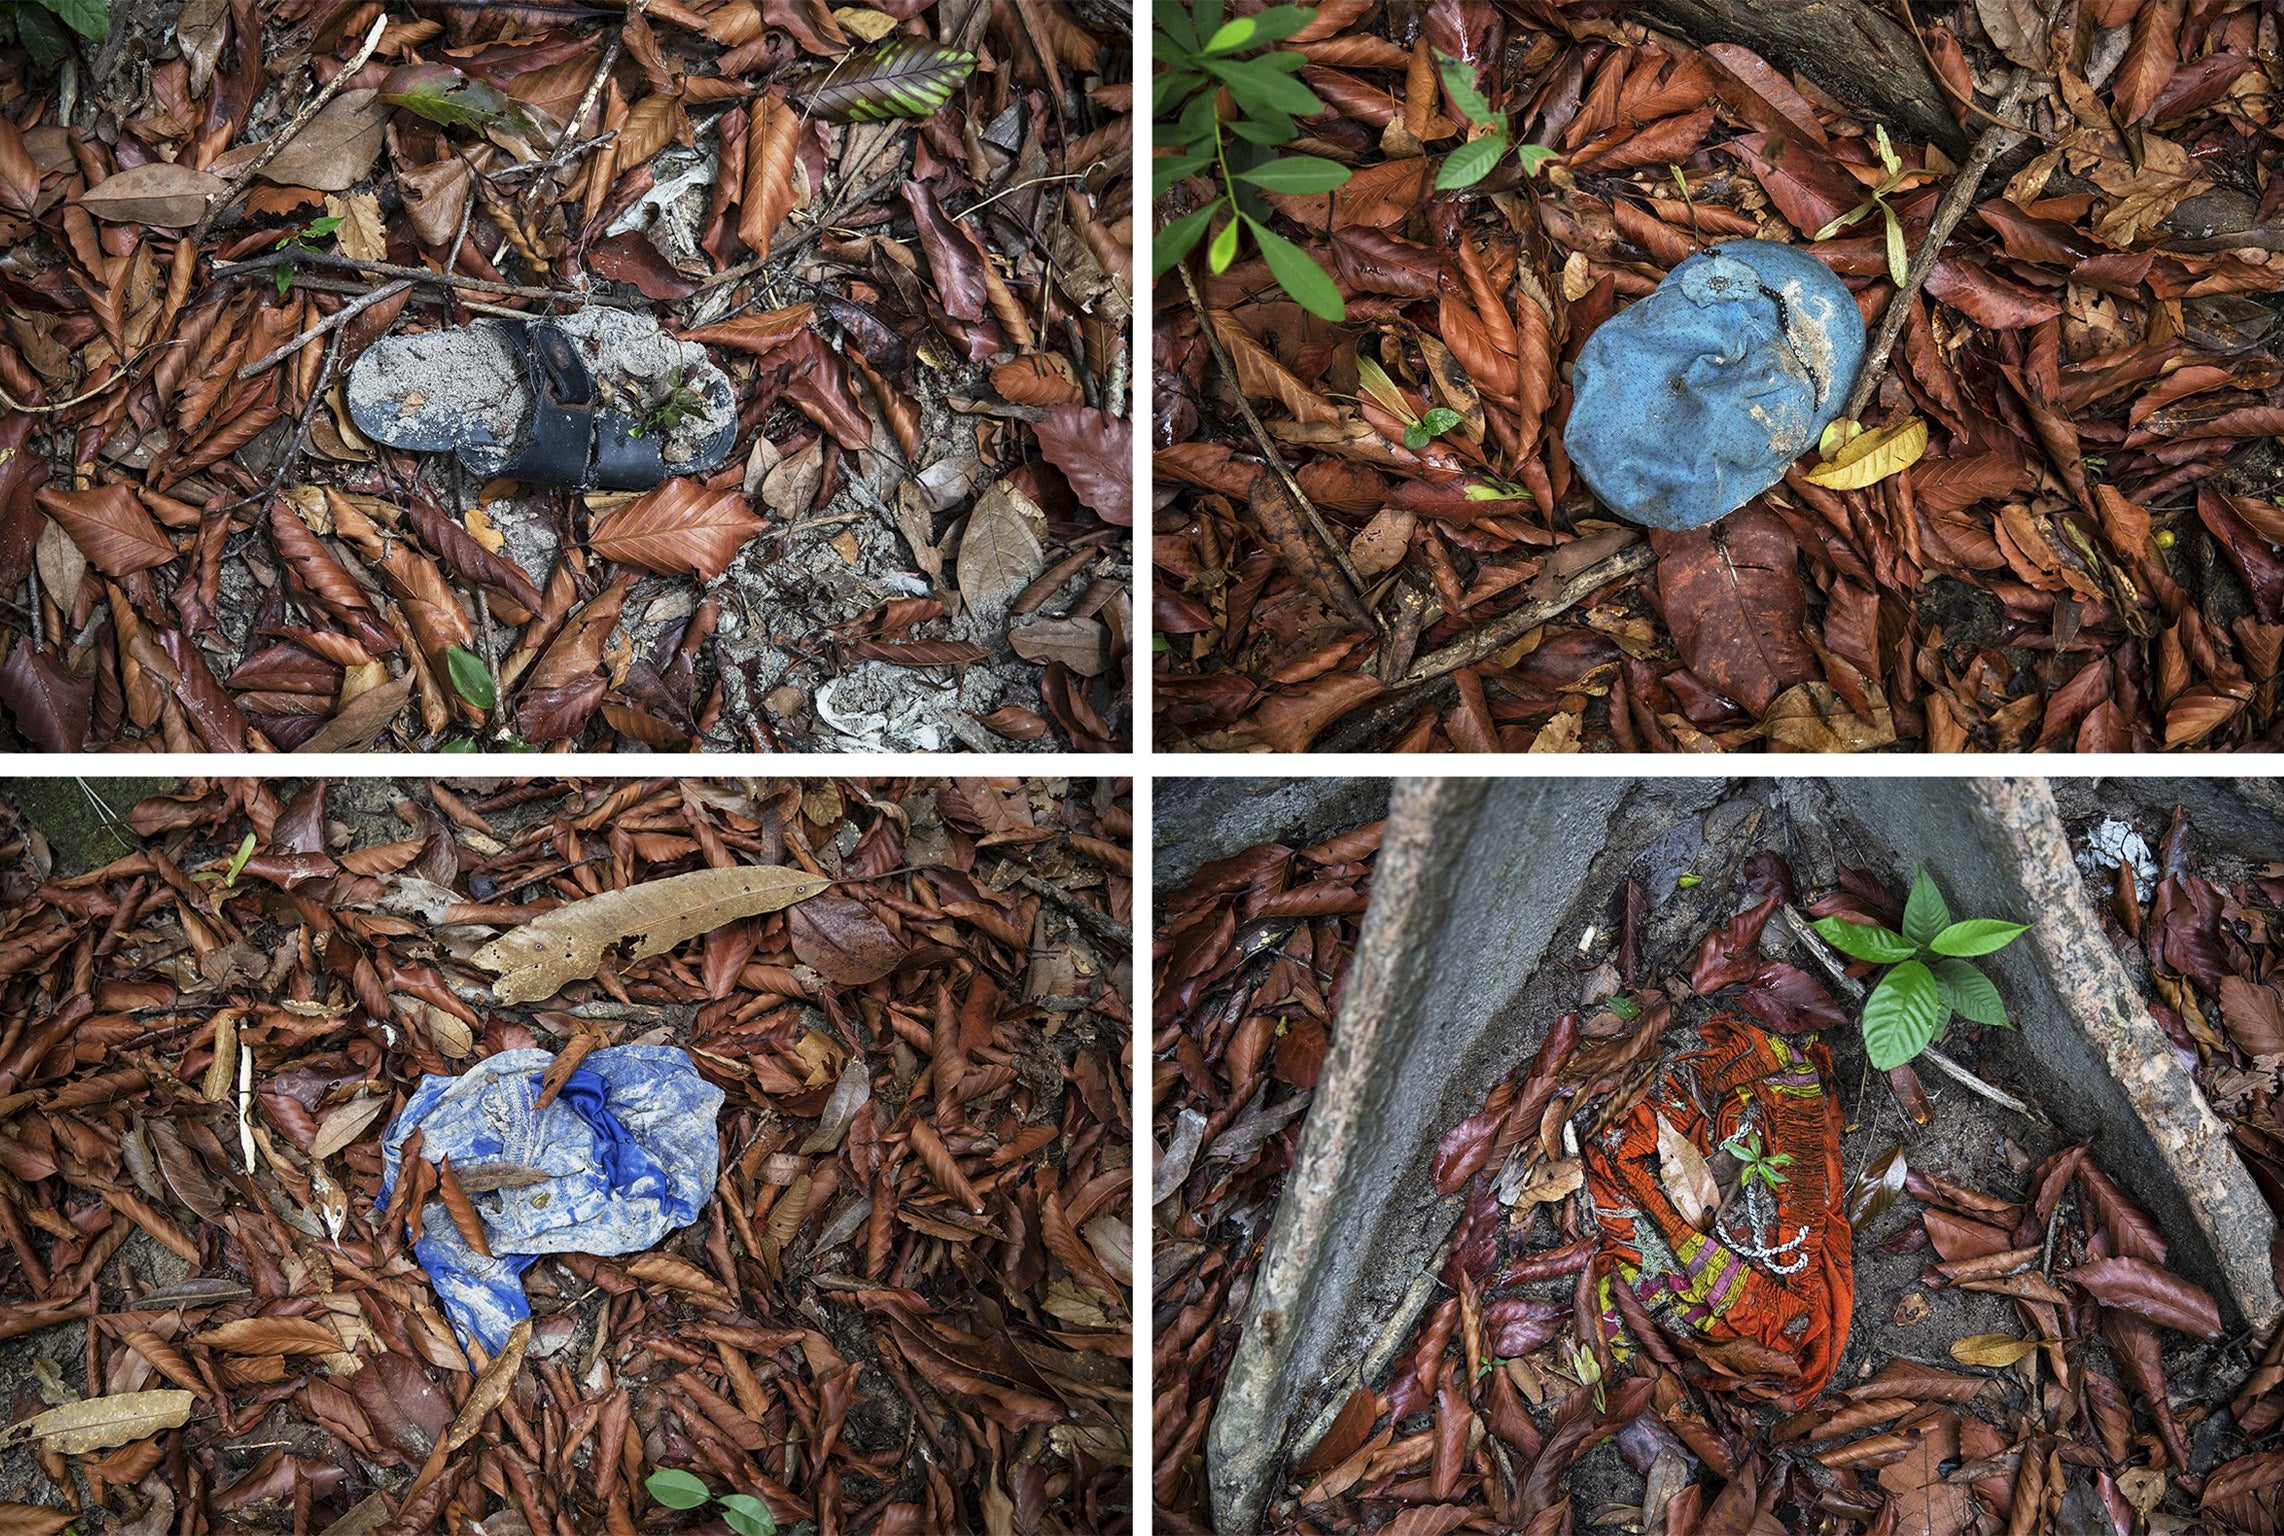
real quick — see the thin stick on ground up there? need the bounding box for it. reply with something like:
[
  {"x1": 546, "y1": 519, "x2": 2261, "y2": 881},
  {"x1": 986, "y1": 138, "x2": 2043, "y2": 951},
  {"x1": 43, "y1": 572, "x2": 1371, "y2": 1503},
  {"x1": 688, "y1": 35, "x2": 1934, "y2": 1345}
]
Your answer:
[
  {"x1": 210, "y1": 249, "x2": 637, "y2": 306},
  {"x1": 1396, "y1": 541, "x2": 1658, "y2": 688},
  {"x1": 237, "y1": 280, "x2": 413, "y2": 379},
  {"x1": 1173, "y1": 258, "x2": 1376, "y2": 627},
  {"x1": 520, "y1": 0, "x2": 646, "y2": 216},
  {"x1": 1840, "y1": 6, "x2": 2058, "y2": 423},
  {"x1": 192, "y1": 13, "x2": 389, "y2": 243}
]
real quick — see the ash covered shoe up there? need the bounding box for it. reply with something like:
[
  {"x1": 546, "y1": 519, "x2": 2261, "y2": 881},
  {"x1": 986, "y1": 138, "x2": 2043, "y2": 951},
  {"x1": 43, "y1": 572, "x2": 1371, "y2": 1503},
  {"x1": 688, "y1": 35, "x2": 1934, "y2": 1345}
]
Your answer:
[
  {"x1": 1563, "y1": 240, "x2": 1866, "y2": 530},
  {"x1": 346, "y1": 307, "x2": 737, "y2": 490}
]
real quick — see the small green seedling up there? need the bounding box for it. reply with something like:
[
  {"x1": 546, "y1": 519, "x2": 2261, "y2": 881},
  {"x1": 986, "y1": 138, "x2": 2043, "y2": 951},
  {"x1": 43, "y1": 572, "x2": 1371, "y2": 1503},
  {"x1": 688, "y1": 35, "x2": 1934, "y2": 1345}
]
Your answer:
[
  {"x1": 1432, "y1": 52, "x2": 1560, "y2": 192},
  {"x1": 1814, "y1": 868, "x2": 2027, "y2": 1072},
  {"x1": 273, "y1": 213, "x2": 346, "y2": 298},
  {"x1": 1811, "y1": 126, "x2": 1928, "y2": 287},
  {"x1": 1565, "y1": 1340, "x2": 1605, "y2": 1411},
  {"x1": 1353, "y1": 353, "x2": 1466, "y2": 450},
  {"x1": 632, "y1": 365, "x2": 709, "y2": 439},
  {"x1": 646, "y1": 1470, "x2": 777, "y2": 1536},
  {"x1": 1154, "y1": 2, "x2": 1353, "y2": 320},
  {"x1": 1725, "y1": 1131, "x2": 1793, "y2": 1190},
  {"x1": 193, "y1": 831, "x2": 258, "y2": 888}
]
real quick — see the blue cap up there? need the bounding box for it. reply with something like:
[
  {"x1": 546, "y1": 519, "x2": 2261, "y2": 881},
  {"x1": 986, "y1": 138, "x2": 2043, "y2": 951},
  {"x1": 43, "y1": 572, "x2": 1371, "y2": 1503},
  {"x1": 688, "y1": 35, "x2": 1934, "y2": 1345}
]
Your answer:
[{"x1": 1564, "y1": 241, "x2": 1865, "y2": 530}]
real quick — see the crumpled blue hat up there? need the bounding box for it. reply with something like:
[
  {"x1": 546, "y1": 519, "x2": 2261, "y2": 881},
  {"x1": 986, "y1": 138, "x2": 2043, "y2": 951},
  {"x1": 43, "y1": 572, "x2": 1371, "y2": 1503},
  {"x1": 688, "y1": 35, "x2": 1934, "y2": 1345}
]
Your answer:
[
  {"x1": 1564, "y1": 240, "x2": 1866, "y2": 530},
  {"x1": 378, "y1": 1045, "x2": 723, "y2": 1354}
]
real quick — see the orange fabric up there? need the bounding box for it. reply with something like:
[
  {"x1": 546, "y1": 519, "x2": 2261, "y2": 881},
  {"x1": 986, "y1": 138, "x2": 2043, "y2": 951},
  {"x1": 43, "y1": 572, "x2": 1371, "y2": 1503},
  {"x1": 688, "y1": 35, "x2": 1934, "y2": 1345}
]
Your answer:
[{"x1": 1582, "y1": 1013, "x2": 1852, "y2": 1410}]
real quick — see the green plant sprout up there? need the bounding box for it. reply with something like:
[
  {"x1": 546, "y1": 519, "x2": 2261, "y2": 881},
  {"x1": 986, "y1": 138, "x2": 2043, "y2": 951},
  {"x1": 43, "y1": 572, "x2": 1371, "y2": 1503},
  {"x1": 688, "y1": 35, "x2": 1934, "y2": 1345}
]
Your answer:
[
  {"x1": 1353, "y1": 354, "x2": 1463, "y2": 450},
  {"x1": 1432, "y1": 52, "x2": 1561, "y2": 191},
  {"x1": 647, "y1": 1470, "x2": 777, "y2": 1536},
  {"x1": 632, "y1": 365, "x2": 708, "y2": 439},
  {"x1": 1154, "y1": 2, "x2": 1352, "y2": 320},
  {"x1": 1725, "y1": 1131, "x2": 1794, "y2": 1190},
  {"x1": 1811, "y1": 126, "x2": 1928, "y2": 287},
  {"x1": 1813, "y1": 868, "x2": 2027, "y2": 1072},
  {"x1": 273, "y1": 212, "x2": 346, "y2": 298}
]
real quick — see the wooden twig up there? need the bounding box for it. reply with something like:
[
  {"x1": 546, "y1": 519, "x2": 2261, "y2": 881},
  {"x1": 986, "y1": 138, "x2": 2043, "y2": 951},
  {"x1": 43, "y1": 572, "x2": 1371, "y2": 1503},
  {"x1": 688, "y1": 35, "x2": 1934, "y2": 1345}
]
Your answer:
[
  {"x1": 1172, "y1": 257, "x2": 1376, "y2": 626},
  {"x1": 192, "y1": 13, "x2": 389, "y2": 242},
  {"x1": 236, "y1": 279, "x2": 412, "y2": 379},
  {"x1": 1394, "y1": 542, "x2": 1657, "y2": 688},
  {"x1": 521, "y1": 0, "x2": 644, "y2": 215},
  {"x1": 1839, "y1": 2, "x2": 2062, "y2": 423},
  {"x1": 210, "y1": 249, "x2": 633, "y2": 307}
]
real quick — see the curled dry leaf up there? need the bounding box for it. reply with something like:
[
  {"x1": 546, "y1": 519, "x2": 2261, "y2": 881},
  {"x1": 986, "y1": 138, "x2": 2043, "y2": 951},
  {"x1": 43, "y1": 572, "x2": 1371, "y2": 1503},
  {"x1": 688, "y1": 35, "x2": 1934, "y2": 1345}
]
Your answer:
[
  {"x1": 195, "y1": 1317, "x2": 343, "y2": 1355},
  {"x1": 472, "y1": 864, "x2": 833, "y2": 1003}
]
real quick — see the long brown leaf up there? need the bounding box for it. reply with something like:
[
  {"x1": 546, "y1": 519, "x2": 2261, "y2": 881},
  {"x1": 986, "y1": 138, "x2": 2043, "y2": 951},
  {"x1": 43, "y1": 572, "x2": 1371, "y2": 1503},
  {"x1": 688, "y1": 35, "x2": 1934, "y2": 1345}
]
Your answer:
[{"x1": 589, "y1": 479, "x2": 765, "y2": 580}]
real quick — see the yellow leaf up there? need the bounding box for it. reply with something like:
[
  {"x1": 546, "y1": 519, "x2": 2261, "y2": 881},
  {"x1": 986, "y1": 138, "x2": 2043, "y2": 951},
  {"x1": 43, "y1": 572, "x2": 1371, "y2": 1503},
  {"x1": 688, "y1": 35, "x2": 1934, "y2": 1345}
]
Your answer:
[
  {"x1": 832, "y1": 6, "x2": 899, "y2": 41},
  {"x1": 1803, "y1": 416, "x2": 1928, "y2": 491},
  {"x1": 1949, "y1": 1333, "x2": 2045, "y2": 1368}
]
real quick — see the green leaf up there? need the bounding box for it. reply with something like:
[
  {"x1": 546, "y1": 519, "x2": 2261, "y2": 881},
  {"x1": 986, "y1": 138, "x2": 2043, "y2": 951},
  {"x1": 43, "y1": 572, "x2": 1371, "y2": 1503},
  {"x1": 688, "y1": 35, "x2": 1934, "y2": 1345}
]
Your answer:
[
  {"x1": 34, "y1": 0, "x2": 107, "y2": 43},
  {"x1": 303, "y1": 214, "x2": 345, "y2": 238},
  {"x1": 14, "y1": 4, "x2": 73, "y2": 68},
  {"x1": 1934, "y1": 958, "x2": 2008, "y2": 1028},
  {"x1": 1435, "y1": 52, "x2": 1494, "y2": 125},
  {"x1": 718, "y1": 1495, "x2": 778, "y2": 1536},
  {"x1": 440, "y1": 738, "x2": 479, "y2": 753},
  {"x1": 1246, "y1": 216, "x2": 1345, "y2": 321},
  {"x1": 1861, "y1": 960, "x2": 1945, "y2": 1070},
  {"x1": 1155, "y1": 2, "x2": 1198, "y2": 51},
  {"x1": 276, "y1": 266, "x2": 294, "y2": 300},
  {"x1": 1202, "y1": 16, "x2": 1256, "y2": 53},
  {"x1": 1811, "y1": 917, "x2": 1918, "y2": 964},
  {"x1": 1207, "y1": 213, "x2": 1242, "y2": 273},
  {"x1": 785, "y1": 37, "x2": 977, "y2": 123},
  {"x1": 1513, "y1": 144, "x2": 1561, "y2": 176},
  {"x1": 1435, "y1": 134, "x2": 1509, "y2": 190},
  {"x1": 1812, "y1": 202, "x2": 1877, "y2": 240},
  {"x1": 445, "y1": 645, "x2": 497, "y2": 710},
  {"x1": 1227, "y1": 112, "x2": 1298, "y2": 145},
  {"x1": 1237, "y1": 155, "x2": 1353, "y2": 193},
  {"x1": 1901, "y1": 869, "x2": 1952, "y2": 948},
  {"x1": 222, "y1": 831, "x2": 256, "y2": 888},
  {"x1": 1419, "y1": 406, "x2": 1463, "y2": 436},
  {"x1": 1873, "y1": 124, "x2": 1901, "y2": 177},
  {"x1": 381, "y1": 70, "x2": 535, "y2": 134},
  {"x1": 646, "y1": 1470, "x2": 711, "y2": 1510},
  {"x1": 1883, "y1": 203, "x2": 1908, "y2": 286},
  {"x1": 1403, "y1": 422, "x2": 1430, "y2": 450},
  {"x1": 1152, "y1": 69, "x2": 1206, "y2": 119},
  {"x1": 1204, "y1": 56, "x2": 1324, "y2": 119},
  {"x1": 1239, "y1": 6, "x2": 1317, "y2": 45},
  {"x1": 1153, "y1": 200, "x2": 1222, "y2": 277},
  {"x1": 1930, "y1": 919, "x2": 2029, "y2": 957},
  {"x1": 1153, "y1": 150, "x2": 1215, "y2": 197}
]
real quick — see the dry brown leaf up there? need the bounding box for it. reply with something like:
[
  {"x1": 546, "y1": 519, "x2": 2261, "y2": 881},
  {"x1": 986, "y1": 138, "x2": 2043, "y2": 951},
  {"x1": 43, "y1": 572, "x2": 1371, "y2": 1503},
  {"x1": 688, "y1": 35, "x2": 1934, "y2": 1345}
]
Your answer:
[
  {"x1": 78, "y1": 163, "x2": 226, "y2": 227},
  {"x1": 956, "y1": 479, "x2": 1047, "y2": 623},
  {"x1": 309, "y1": 1093, "x2": 388, "y2": 1161},
  {"x1": 257, "y1": 90, "x2": 392, "y2": 191},
  {"x1": 0, "y1": 1391, "x2": 193, "y2": 1454},
  {"x1": 33, "y1": 485, "x2": 176, "y2": 576},
  {"x1": 738, "y1": 91, "x2": 806, "y2": 259},
  {"x1": 1950, "y1": 1333, "x2": 2043, "y2": 1367},
  {"x1": 434, "y1": 1157, "x2": 492, "y2": 1258},
  {"x1": 472, "y1": 863, "x2": 833, "y2": 1003},
  {"x1": 589, "y1": 479, "x2": 765, "y2": 579},
  {"x1": 1654, "y1": 1111, "x2": 1719, "y2": 1231},
  {"x1": 909, "y1": 1118, "x2": 984, "y2": 1212},
  {"x1": 195, "y1": 1317, "x2": 342, "y2": 1355},
  {"x1": 625, "y1": 1252, "x2": 734, "y2": 1307}
]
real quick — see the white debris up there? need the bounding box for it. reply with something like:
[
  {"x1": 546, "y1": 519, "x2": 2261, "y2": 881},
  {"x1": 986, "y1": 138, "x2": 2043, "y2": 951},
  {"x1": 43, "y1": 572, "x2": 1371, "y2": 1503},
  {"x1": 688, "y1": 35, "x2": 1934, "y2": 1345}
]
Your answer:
[{"x1": 2079, "y1": 816, "x2": 2158, "y2": 901}]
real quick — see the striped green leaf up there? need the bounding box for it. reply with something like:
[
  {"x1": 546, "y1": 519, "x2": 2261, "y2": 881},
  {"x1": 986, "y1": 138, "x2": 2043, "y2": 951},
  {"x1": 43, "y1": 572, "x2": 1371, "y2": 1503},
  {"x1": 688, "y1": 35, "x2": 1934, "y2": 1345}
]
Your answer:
[{"x1": 788, "y1": 39, "x2": 977, "y2": 124}]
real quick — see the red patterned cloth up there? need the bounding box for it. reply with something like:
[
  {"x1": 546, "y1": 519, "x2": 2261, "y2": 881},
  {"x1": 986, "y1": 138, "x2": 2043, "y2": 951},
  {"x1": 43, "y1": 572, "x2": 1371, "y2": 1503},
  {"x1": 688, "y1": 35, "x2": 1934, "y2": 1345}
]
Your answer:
[{"x1": 1582, "y1": 1013, "x2": 1852, "y2": 1410}]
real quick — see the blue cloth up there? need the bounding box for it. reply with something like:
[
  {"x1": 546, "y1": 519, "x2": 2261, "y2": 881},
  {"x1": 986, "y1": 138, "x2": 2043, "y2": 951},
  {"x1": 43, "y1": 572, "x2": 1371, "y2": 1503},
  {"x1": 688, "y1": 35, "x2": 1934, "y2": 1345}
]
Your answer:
[
  {"x1": 1563, "y1": 240, "x2": 1866, "y2": 530},
  {"x1": 378, "y1": 1045, "x2": 723, "y2": 1354}
]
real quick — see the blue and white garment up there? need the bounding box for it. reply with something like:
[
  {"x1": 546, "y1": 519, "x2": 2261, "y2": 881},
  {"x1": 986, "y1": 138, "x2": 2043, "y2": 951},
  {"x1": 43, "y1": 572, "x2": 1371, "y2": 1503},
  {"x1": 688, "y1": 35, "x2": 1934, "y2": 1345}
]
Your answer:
[{"x1": 378, "y1": 1045, "x2": 724, "y2": 1354}]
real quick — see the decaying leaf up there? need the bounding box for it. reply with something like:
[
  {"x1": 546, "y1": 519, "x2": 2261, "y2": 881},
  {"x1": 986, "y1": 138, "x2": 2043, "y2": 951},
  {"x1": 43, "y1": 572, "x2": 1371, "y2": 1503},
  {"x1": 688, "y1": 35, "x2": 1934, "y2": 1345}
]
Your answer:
[
  {"x1": 77, "y1": 163, "x2": 225, "y2": 226},
  {"x1": 1949, "y1": 1333, "x2": 2046, "y2": 1368},
  {"x1": 0, "y1": 1390, "x2": 193, "y2": 1454},
  {"x1": 786, "y1": 38, "x2": 977, "y2": 122},
  {"x1": 471, "y1": 864, "x2": 834, "y2": 1003},
  {"x1": 956, "y1": 479, "x2": 1048, "y2": 623},
  {"x1": 1655, "y1": 1111, "x2": 1719, "y2": 1231}
]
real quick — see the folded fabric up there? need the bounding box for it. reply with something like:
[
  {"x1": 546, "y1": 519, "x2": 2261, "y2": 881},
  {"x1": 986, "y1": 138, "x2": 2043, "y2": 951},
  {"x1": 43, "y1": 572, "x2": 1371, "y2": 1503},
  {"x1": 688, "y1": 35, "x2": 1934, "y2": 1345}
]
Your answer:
[
  {"x1": 1564, "y1": 240, "x2": 1866, "y2": 529},
  {"x1": 1582, "y1": 1013, "x2": 1852, "y2": 1410},
  {"x1": 378, "y1": 1045, "x2": 723, "y2": 1354}
]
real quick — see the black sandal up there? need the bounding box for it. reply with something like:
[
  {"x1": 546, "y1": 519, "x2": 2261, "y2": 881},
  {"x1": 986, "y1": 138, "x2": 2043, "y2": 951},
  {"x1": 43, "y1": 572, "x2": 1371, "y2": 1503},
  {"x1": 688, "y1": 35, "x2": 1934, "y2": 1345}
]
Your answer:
[{"x1": 346, "y1": 310, "x2": 738, "y2": 490}]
